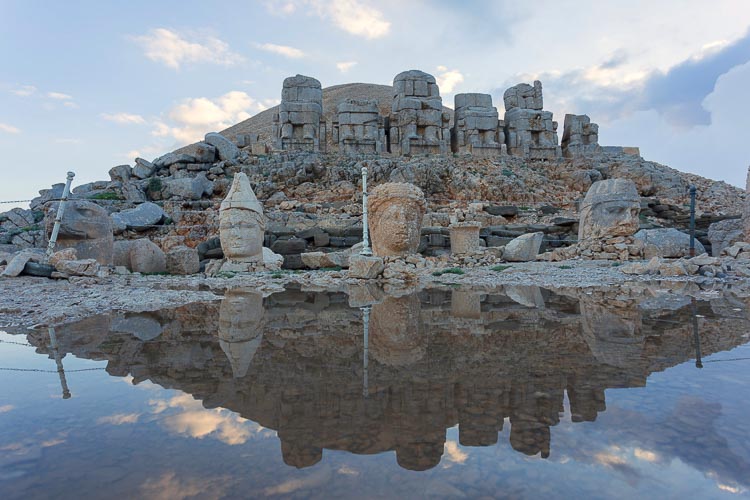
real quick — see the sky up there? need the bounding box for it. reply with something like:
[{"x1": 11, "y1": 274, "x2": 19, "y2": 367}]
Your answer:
[{"x1": 1, "y1": 0, "x2": 750, "y2": 209}]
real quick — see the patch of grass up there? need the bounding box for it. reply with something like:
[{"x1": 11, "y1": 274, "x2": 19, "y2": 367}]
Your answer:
[
  {"x1": 142, "y1": 271, "x2": 170, "y2": 276},
  {"x1": 215, "y1": 271, "x2": 236, "y2": 279},
  {"x1": 271, "y1": 271, "x2": 284, "y2": 279},
  {"x1": 502, "y1": 168, "x2": 514, "y2": 177},
  {"x1": 320, "y1": 266, "x2": 343, "y2": 272},
  {"x1": 611, "y1": 262, "x2": 622, "y2": 267},
  {"x1": 19, "y1": 225, "x2": 41, "y2": 233},
  {"x1": 147, "y1": 177, "x2": 163, "y2": 193},
  {"x1": 558, "y1": 265, "x2": 573, "y2": 270},
  {"x1": 433, "y1": 267, "x2": 465, "y2": 276},
  {"x1": 89, "y1": 192, "x2": 122, "y2": 200},
  {"x1": 491, "y1": 265, "x2": 511, "y2": 272},
  {"x1": 163, "y1": 217, "x2": 173, "y2": 225}
]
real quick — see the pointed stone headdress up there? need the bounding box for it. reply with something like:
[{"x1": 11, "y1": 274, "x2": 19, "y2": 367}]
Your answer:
[{"x1": 220, "y1": 172, "x2": 264, "y2": 214}]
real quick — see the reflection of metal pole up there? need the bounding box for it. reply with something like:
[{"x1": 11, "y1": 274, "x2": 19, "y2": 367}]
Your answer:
[
  {"x1": 689, "y1": 185, "x2": 696, "y2": 257},
  {"x1": 360, "y1": 167, "x2": 373, "y2": 256},
  {"x1": 361, "y1": 305, "x2": 371, "y2": 397},
  {"x1": 46, "y1": 171, "x2": 75, "y2": 260},
  {"x1": 692, "y1": 299, "x2": 702, "y2": 369},
  {"x1": 48, "y1": 327, "x2": 71, "y2": 398}
]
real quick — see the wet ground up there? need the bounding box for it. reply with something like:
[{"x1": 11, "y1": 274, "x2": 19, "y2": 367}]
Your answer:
[{"x1": 1, "y1": 285, "x2": 749, "y2": 499}]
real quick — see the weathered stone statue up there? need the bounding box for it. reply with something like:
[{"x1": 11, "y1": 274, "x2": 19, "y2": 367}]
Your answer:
[
  {"x1": 561, "y1": 114, "x2": 600, "y2": 158},
  {"x1": 218, "y1": 288, "x2": 265, "y2": 378},
  {"x1": 451, "y1": 93, "x2": 505, "y2": 157},
  {"x1": 503, "y1": 80, "x2": 561, "y2": 160},
  {"x1": 578, "y1": 179, "x2": 640, "y2": 241},
  {"x1": 579, "y1": 297, "x2": 644, "y2": 369},
  {"x1": 368, "y1": 183, "x2": 426, "y2": 257},
  {"x1": 45, "y1": 200, "x2": 113, "y2": 265},
  {"x1": 744, "y1": 165, "x2": 750, "y2": 242},
  {"x1": 219, "y1": 172, "x2": 265, "y2": 263},
  {"x1": 333, "y1": 98, "x2": 385, "y2": 154},
  {"x1": 273, "y1": 74, "x2": 325, "y2": 152},
  {"x1": 390, "y1": 70, "x2": 450, "y2": 155}
]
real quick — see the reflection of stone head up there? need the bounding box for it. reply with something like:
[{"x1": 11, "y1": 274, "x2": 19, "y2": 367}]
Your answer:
[
  {"x1": 46, "y1": 200, "x2": 112, "y2": 240},
  {"x1": 218, "y1": 288, "x2": 265, "y2": 378},
  {"x1": 368, "y1": 183, "x2": 426, "y2": 257},
  {"x1": 578, "y1": 179, "x2": 640, "y2": 240},
  {"x1": 396, "y1": 439, "x2": 445, "y2": 471},
  {"x1": 370, "y1": 294, "x2": 425, "y2": 366},
  {"x1": 579, "y1": 298, "x2": 644, "y2": 368},
  {"x1": 280, "y1": 438, "x2": 322, "y2": 469},
  {"x1": 219, "y1": 173, "x2": 266, "y2": 262}
]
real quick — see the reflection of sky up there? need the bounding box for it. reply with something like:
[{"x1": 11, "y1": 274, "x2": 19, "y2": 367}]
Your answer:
[{"x1": 1, "y1": 331, "x2": 749, "y2": 498}]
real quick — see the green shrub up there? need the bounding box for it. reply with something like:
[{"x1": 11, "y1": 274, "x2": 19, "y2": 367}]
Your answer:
[
  {"x1": 491, "y1": 265, "x2": 511, "y2": 272},
  {"x1": 147, "y1": 177, "x2": 163, "y2": 192},
  {"x1": 320, "y1": 266, "x2": 343, "y2": 272},
  {"x1": 558, "y1": 265, "x2": 573, "y2": 270},
  {"x1": 433, "y1": 267, "x2": 464, "y2": 276},
  {"x1": 89, "y1": 192, "x2": 122, "y2": 200}
]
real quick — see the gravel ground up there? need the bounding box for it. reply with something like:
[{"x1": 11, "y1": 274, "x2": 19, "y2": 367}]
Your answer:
[{"x1": 0, "y1": 260, "x2": 746, "y2": 329}]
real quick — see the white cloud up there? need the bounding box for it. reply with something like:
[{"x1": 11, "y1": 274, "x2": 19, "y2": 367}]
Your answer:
[
  {"x1": 97, "y1": 413, "x2": 140, "y2": 425},
  {"x1": 153, "y1": 90, "x2": 272, "y2": 145},
  {"x1": 102, "y1": 112, "x2": 146, "y2": 125},
  {"x1": 266, "y1": 0, "x2": 390, "y2": 39},
  {"x1": 256, "y1": 42, "x2": 305, "y2": 59},
  {"x1": 11, "y1": 85, "x2": 36, "y2": 97},
  {"x1": 0, "y1": 404, "x2": 15, "y2": 413},
  {"x1": 47, "y1": 92, "x2": 73, "y2": 100},
  {"x1": 443, "y1": 440, "x2": 468, "y2": 464},
  {"x1": 436, "y1": 66, "x2": 464, "y2": 94},
  {"x1": 0, "y1": 123, "x2": 21, "y2": 134},
  {"x1": 336, "y1": 61, "x2": 357, "y2": 73},
  {"x1": 131, "y1": 28, "x2": 244, "y2": 70}
]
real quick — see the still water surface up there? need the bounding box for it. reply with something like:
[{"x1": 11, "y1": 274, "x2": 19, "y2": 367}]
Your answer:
[{"x1": 1, "y1": 286, "x2": 749, "y2": 499}]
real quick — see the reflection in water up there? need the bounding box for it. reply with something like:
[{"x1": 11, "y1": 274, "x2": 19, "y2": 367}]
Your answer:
[
  {"x1": 22, "y1": 285, "x2": 750, "y2": 478},
  {"x1": 47, "y1": 327, "x2": 71, "y2": 399}
]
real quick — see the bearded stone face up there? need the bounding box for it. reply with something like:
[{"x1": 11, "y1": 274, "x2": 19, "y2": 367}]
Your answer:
[{"x1": 579, "y1": 199, "x2": 640, "y2": 240}]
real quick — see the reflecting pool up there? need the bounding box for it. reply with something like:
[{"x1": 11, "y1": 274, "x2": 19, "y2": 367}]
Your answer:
[{"x1": 1, "y1": 285, "x2": 749, "y2": 498}]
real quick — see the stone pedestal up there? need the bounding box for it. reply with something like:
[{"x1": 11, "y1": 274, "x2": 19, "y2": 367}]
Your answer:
[{"x1": 449, "y1": 222, "x2": 482, "y2": 255}]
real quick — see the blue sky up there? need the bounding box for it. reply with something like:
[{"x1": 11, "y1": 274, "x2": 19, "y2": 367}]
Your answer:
[{"x1": 1, "y1": 0, "x2": 750, "y2": 208}]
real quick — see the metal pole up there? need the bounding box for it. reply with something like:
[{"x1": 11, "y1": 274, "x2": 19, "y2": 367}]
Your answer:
[
  {"x1": 692, "y1": 298, "x2": 702, "y2": 369},
  {"x1": 689, "y1": 185, "x2": 696, "y2": 257},
  {"x1": 48, "y1": 327, "x2": 71, "y2": 399},
  {"x1": 360, "y1": 166, "x2": 373, "y2": 256},
  {"x1": 46, "y1": 171, "x2": 75, "y2": 260},
  {"x1": 361, "y1": 305, "x2": 371, "y2": 398}
]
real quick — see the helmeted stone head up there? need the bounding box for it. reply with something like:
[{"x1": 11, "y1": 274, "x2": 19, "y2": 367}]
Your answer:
[
  {"x1": 368, "y1": 183, "x2": 426, "y2": 257},
  {"x1": 218, "y1": 288, "x2": 265, "y2": 378},
  {"x1": 45, "y1": 200, "x2": 114, "y2": 264},
  {"x1": 219, "y1": 173, "x2": 265, "y2": 262},
  {"x1": 578, "y1": 178, "x2": 640, "y2": 240}
]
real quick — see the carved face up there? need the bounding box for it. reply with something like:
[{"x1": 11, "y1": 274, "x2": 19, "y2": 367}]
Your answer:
[
  {"x1": 370, "y1": 201, "x2": 423, "y2": 257},
  {"x1": 579, "y1": 199, "x2": 639, "y2": 240},
  {"x1": 48, "y1": 201, "x2": 112, "y2": 240},
  {"x1": 370, "y1": 294, "x2": 425, "y2": 366},
  {"x1": 219, "y1": 210, "x2": 264, "y2": 262}
]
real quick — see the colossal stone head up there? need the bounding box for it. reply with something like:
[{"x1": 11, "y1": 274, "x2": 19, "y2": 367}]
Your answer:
[
  {"x1": 578, "y1": 178, "x2": 640, "y2": 241},
  {"x1": 368, "y1": 183, "x2": 426, "y2": 257},
  {"x1": 46, "y1": 200, "x2": 113, "y2": 264},
  {"x1": 219, "y1": 173, "x2": 265, "y2": 262}
]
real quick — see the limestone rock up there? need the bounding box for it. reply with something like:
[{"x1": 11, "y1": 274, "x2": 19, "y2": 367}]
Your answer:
[
  {"x1": 114, "y1": 238, "x2": 166, "y2": 273},
  {"x1": 162, "y1": 173, "x2": 214, "y2": 200},
  {"x1": 578, "y1": 179, "x2": 640, "y2": 241},
  {"x1": 111, "y1": 202, "x2": 166, "y2": 233},
  {"x1": 503, "y1": 232, "x2": 544, "y2": 262},
  {"x1": 561, "y1": 114, "x2": 600, "y2": 157},
  {"x1": 263, "y1": 247, "x2": 283, "y2": 269},
  {"x1": 56, "y1": 258, "x2": 100, "y2": 277},
  {"x1": 109, "y1": 165, "x2": 131, "y2": 183},
  {"x1": 349, "y1": 254, "x2": 384, "y2": 279},
  {"x1": 503, "y1": 81, "x2": 560, "y2": 159},
  {"x1": 166, "y1": 246, "x2": 200, "y2": 275},
  {"x1": 45, "y1": 200, "x2": 114, "y2": 265},
  {"x1": 1, "y1": 249, "x2": 44, "y2": 277},
  {"x1": 181, "y1": 141, "x2": 217, "y2": 163},
  {"x1": 132, "y1": 158, "x2": 155, "y2": 179},
  {"x1": 204, "y1": 133, "x2": 239, "y2": 161},
  {"x1": 111, "y1": 315, "x2": 163, "y2": 341},
  {"x1": 368, "y1": 183, "x2": 426, "y2": 257},
  {"x1": 48, "y1": 248, "x2": 77, "y2": 268},
  {"x1": 220, "y1": 173, "x2": 265, "y2": 263},
  {"x1": 745, "y1": 165, "x2": 750, "y2": 242},
  {"x1": 153, "y1": 152, "x2": 196, "y2": 169},
  {"x1": 634, "y1": 228, "x2": 706, "y2": 259},
  {"x1": 707, "y1": 218, "x2": 743, "y2": 256}
]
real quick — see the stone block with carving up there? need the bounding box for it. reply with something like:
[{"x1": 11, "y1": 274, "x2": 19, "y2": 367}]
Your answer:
[
  {"x1": 562, "y1": 114, "x2": 600, "y2": 158},
  {"x1": 368, "y1": 183, "x2": 426, "y2": 257},
  {"x1": 451, "y1": 93, "x2": 505, "y2": 157},
  {"x1": 578, "y1": 179, "x2": 640, "y2": 241},
  {"x1": 449, "y1": 222, "x2": 482, "y2": 254},
  {"x1": 273, "y1": 74, "x2": 325, "y2": 152},
  {"x1": 503, "y1": 80, "x2": 561, "y2": 160},
  {"x1": 333, "y1": 99, "x2": 385, "y2": 154},
  {"x1": 390, "y1": 70, "x2": 450, "y2": 155}
]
